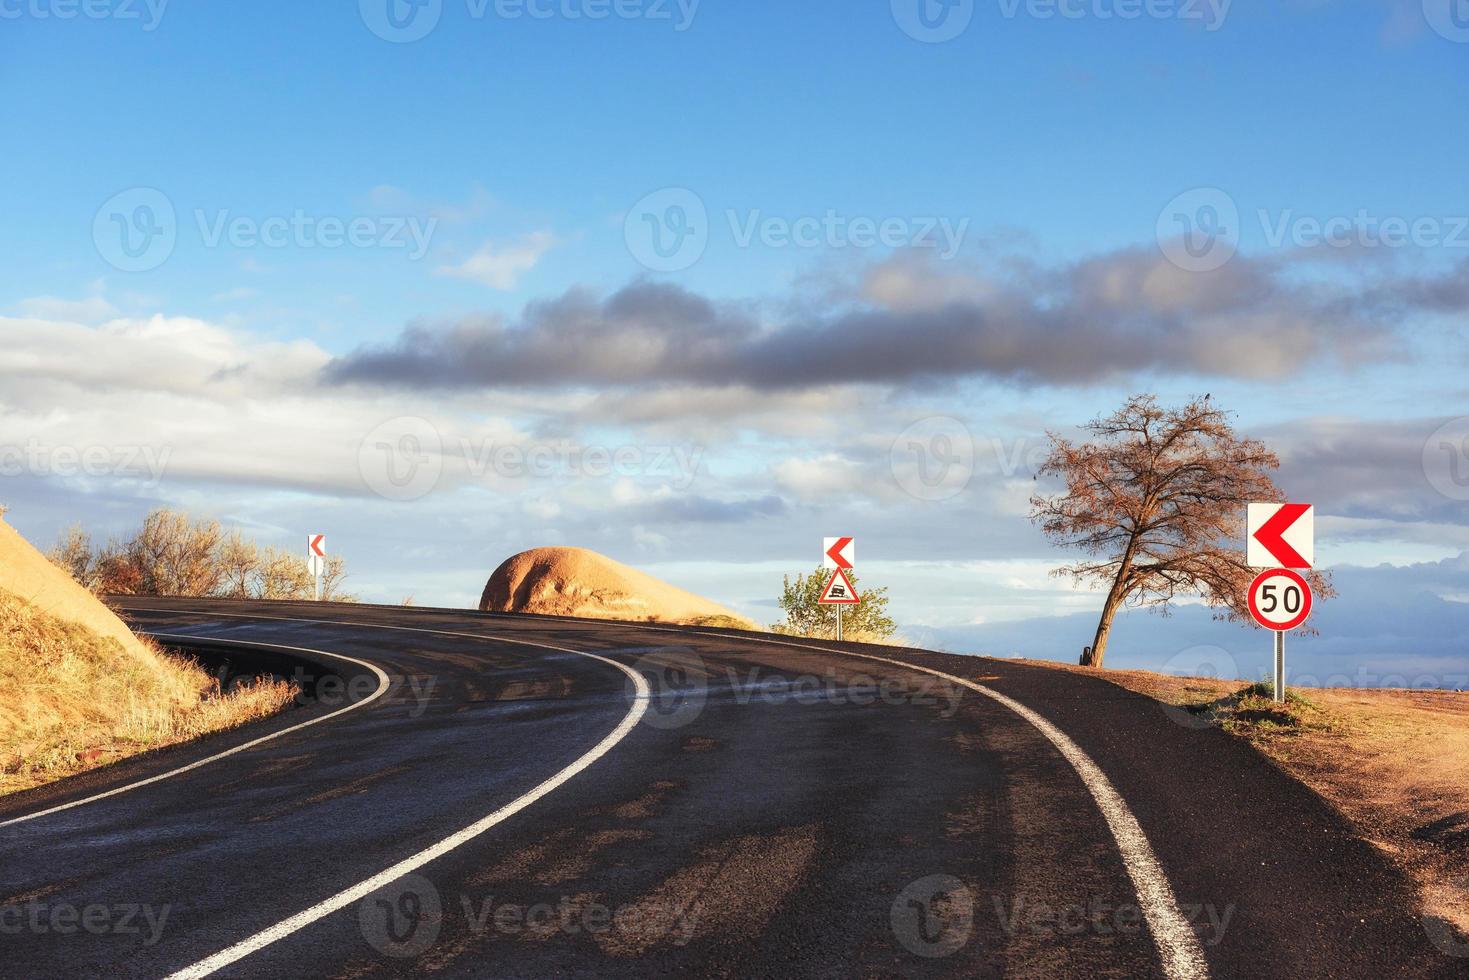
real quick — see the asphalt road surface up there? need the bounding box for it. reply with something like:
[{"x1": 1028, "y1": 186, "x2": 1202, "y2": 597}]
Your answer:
[{"x1": 1, "y1": 599, "x2": 1461, "y2": 979}]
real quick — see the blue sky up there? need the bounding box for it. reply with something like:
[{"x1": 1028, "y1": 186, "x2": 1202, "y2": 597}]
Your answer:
[{"x1": 2, "y1": 0, "x2": 1468, "y2": 686}]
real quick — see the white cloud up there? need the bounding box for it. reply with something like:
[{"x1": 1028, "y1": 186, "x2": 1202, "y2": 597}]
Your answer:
[
  {"x1": 431, "y1": 184, "x2": 495, "y2": 225},
  {"x1": 632, "y1": 525, "x2": 671, "y2": 553},
  {"x1": 771, "y1": 453, "x2": 875, "y2": 501},
  {"x1": 11, "y1": 295, "x2": 118, "y2": 323},
  {"x1": 522, "y1": 497, "x2": 561, "y2": 520},
  {"x1": 368, "y1": 183, "x2": 494, "y2": 225},
  {"x1": 861, "y1": 253, "x2": 998, "y2": 312},
  {"x1": 0, "y1": 313, "x2": 327, "y2": 397},
  {"x1": 435, "y1": 231, "x2": 558, "y2": 290},
  {"x1": 0, "y1": 307, "x2": 735, "y2": 511}
]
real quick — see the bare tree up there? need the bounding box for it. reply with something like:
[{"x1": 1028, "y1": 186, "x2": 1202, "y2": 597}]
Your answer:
[
  {"x1": 254, "y1": 546, "x2": 314, "y2": 600},
  {"x1": 1029, "y1": 394, "x2": 1333, "y2": 668},
  {"x1": 48, "y1": 509, "x2": 354, "y2": 603},
  {"x1": 95, "y1": 539, "x2": 144, "y2": 595},
  {"x1": 216, "y1": 530, "x2": 260, "y2": 600},
  {"x1": 48, "y1": 524, "x2": 99, "y2": 590},
  {"x1": 125, "y1": 509, "x2": 224, "y2": 597},
  {"x1": 318, "y1": 555, "x2": 357, "y2": 602}
]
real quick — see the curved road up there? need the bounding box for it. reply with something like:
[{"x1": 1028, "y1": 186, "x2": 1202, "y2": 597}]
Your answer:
[{"x1": 0, "y1": 599, "x2": 1459, "y2": 978}]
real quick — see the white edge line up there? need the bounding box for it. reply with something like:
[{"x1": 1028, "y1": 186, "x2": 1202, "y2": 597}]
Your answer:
[
  {"x1": 98, "y1": 609, "x2": 649, "y2": 980},
  {"x1": 596, "y1": 620, "x2": 1213, "y2": 980},
  {"x1": 0, "y1": 635, "x2": 390, "y2": 830},
  {"x1": 123, "y1": 606, "x2": 1205, "y2": 980},
  {"x1": 836, "y1": 650, "x2": 1211, "y2": 980}
]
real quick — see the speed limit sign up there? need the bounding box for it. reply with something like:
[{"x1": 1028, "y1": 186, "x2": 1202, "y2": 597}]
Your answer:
[{"x1": 1248, "y1": 568, "x2": 1313, "y2": 632}]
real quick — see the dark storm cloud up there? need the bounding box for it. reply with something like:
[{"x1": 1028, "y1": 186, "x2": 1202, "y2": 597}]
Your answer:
[
  {"x1": 1367, "y1": 255, "x2": 1469, "y2": 314},
  {"x1": 1266, "y1": 416, "x2": 1469, "y2": 527},
  {"x1": 323, "y1": 247, "x2": 1458, "y2": 393}
]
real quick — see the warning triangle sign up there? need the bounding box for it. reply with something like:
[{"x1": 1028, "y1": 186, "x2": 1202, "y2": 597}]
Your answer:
[{"x1": 818, "y1": 567, "x2": 861, "y2": 605}]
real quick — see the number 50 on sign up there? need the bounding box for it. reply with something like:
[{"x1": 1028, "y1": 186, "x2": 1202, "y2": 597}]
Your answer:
[{"x1": 1247, "y1": 568, "x2": 1313, "y2": 632}]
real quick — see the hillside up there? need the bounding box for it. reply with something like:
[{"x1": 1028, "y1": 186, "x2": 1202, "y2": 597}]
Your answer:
[
  {"x1": 0, "y1": 515, "x2": 294, "y2": 795},
  {"x1": 480, "y1": 547, "x2": 754, "y2": 628},
  {"x1": 0, "y1": 516, "x2": 154, "y2": 660}
]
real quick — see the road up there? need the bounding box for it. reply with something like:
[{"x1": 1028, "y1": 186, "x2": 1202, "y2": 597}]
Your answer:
[{"x1": 0, "y1": 598, "x2": 1459, "y2": 979}]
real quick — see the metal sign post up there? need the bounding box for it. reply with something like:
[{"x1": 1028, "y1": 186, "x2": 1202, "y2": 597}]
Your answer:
[
  {"x1": 1247, "y1": 567, "x2": 1313, "y2": 705},
  {"x1": 307, "y1": 535, "x2": 326, "y2": 602},
  {"x1": 818, "y1": 561, "x2": 860, "y2": 642},
  {"x1": 1246, "y1": 505, "x2": 1315, "y2": 705},
  {"x1": 1274, "y1": 630, "x2": 1285, "y2": 704}
]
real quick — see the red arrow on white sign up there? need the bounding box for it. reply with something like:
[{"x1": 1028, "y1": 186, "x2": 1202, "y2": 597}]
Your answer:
[
  {"x1": 823, "y1": 536, "x2": 854, "y2": 570},
  {"x1": 308, "y1": 534, "x2": 326, "y2": 558},
  {"x1": 1247, "y1": 504, "x2": 1312, "y2": 569}
]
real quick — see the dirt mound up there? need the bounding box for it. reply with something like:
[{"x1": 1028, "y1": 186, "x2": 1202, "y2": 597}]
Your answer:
[
  {"x1": 0, "y1": 515, "x2": 151, "y2": 662},
  {"x1": 480, "y1": 547, "x2": 752, "y2": 627},
  {"x1": 0, "y1": 514, "x2": 296, "y2": 794}
]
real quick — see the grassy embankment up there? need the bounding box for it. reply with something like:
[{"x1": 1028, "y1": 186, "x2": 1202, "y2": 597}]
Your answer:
[{"x1": 0, "y1": 588, "x2": 295, "y2": 796}]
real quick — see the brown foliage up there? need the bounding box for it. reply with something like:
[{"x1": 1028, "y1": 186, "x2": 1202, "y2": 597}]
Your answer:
[
  {"x1": 1030, "y1": 394, "x2": 1333, "y2": 667},
  {"x1": 50, "y1": 508, "x2": 356, "y2": 602}
]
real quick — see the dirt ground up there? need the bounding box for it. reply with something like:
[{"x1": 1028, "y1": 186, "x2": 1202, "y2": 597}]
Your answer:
[{"x1": 1011, "y1": 658, "x2": 1469, "y2": 937}]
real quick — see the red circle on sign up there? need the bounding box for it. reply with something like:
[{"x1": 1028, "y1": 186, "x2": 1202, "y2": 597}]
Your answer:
[{"x1": 1247, "y1": 568, "x2": 1313, "y2": 632}]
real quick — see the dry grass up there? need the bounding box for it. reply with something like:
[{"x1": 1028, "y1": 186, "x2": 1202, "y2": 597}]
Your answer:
[
  {"x1": 1029, "y1": 659, "x2": 1469, "y2": 939},
  {"x1": 0, "y1": 588, "x2": 296, "y2": 796},
  {"x1": 686, "y1": 614, "x2": 762, "y2": 631}
]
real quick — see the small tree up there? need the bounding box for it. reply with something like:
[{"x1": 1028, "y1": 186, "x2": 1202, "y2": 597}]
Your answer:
[
  {"x1": 95, "y1": 544, "x2": 144, "y2": 595},
  {"x1": 48, "y1": 509, "x2": 354, "y2": 603},
  {"x1": 126, "y1": 509, "x2": 224, "y2": 597},
  {"x1": 319, "y1": 554, "x2": 356, "y2": 602},
  {"x1": 48, "y1": 524, "x2": 99, "y2": 590},
  {"x1": 1029, "y1": 394, "x2": 1333, "y2": 668},
  {"x1": 217, "y1": 530, "x2": 260, "y2": 600},
  {"x1": 772, "y1": 566, "x2": 896, "y2": 642},
  {"x1": 254, "y1": 546, "x2": 314, "y2": 600}
]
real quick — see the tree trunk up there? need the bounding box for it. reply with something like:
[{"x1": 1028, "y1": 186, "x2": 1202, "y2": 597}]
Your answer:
[
  {"x1": 1088, "y1": 592, "x2": 1124, "y2": 668},
  {"x1": 1087, "y1": 553, "x2": 1135, "y2": 669}
]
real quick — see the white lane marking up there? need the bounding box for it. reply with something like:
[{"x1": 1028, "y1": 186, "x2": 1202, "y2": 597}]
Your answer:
[
  {"x1": 533, "y1": 618, "x2": 1213, "y2": 980},
  {"x1": 164, "y1": 640, "x2": 648, "y2": 980},
  {"x1": 832, "y1": 650, "x2": 1210, "y2": 980},
  {"x1": 127, "y1": 606, "x2": 1208, "y2": 979},
  {"x1": 0, "y1": 636, "x2": 390, "y2": 830}
]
